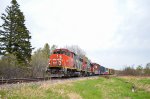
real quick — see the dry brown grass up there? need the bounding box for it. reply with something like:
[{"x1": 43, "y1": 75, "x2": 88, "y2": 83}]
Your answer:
[
  {"x1": 118, "y1": 76, "x2": 150, "y2": 79},
  {"x1": 67, "y1": 92, "x2": 82, "y2": 99},
  {"x1": 14, "y1": 87, "x2": 45, "y2": 98},
  {"x1": 118, "y1": 76, "x2": 150, "y2": 92}
]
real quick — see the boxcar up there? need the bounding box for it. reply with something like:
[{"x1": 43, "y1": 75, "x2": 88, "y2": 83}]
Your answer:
[
  {"x1": 103, "y1": 68, "x2": 109, "y2": 75},
  {"x1": 100, "y1": 66, "x2": 105, "y2": 74},
  {"x1": 92, "y1": 63, "x2": 100, "y2": 75}
]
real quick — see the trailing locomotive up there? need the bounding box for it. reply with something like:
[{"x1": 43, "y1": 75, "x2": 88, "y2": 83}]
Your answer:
[{"x1": 47, "y1": 48, "x2": 114, "y2": 77}]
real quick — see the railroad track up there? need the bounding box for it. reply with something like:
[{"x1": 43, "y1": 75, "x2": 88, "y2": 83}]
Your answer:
[
  {"x1": 0, "y1": 77, "x2": 85, "y2": 85},
  {"x1": 0, "y1": 77, "x2": 52, "y2": 85},
  {"x1": 0, "y1": 75, "x2": 109, "y2": 85}
]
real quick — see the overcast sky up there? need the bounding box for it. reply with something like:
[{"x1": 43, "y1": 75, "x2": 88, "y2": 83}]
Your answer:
[{"x1": 0, "y1": 0, "x2": 150, "y2": 70}]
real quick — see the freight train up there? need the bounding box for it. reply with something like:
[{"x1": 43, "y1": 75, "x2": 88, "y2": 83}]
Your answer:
[{"x1": 46, "y1": 48, "x2": 115, "y2": 77}]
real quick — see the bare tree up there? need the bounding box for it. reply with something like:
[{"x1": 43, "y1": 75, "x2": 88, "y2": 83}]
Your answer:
[
  {"x1": 144, "y1": 63, "x2": 150, "y2": 75},
  {"x1": 30, "y1": 43, "x2": 56, "y2": 77},
  {"x1": 0, "y1": 54, "x2": 30, "y2": 78},
  {"x1": 118, "y1": 66, "x2": 138, "y2": 76},
  {"x1": 64, "y1": 45, "x2": 86, "y2": 57},
  {"x1": 136, "y1": 65, "x2": 143, "y2": 76},
  {"x1": 31, "y1": 43, "x2": 51, "y2": 77}
]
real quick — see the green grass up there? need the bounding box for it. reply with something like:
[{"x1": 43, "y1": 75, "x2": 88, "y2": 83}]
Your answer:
[
  {"x1": 138, "y1": 79, "x2": 150, "y2": 84},
  {"x1": 0, "y1": 77, "x2": 150, "y2": 99}
]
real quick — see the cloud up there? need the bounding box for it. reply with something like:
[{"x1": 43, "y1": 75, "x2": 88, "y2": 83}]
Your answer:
[
  {"x1": 0, "y1": 0, "x2": 150, "y2": 69},
  {"x1": 116, "y1": 0, "x2": 150, "y2": 50},
  {"x1": 19, "y1": 0, "x2": 120, "y2": 50},
  {"x1": 91, "y1": 0, "x2": 150, "y2": 69}
]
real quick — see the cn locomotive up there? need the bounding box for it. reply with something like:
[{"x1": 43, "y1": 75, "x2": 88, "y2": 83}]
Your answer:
[{"x1": 47, "y1": 48, "x2": 114, "y2": 77}]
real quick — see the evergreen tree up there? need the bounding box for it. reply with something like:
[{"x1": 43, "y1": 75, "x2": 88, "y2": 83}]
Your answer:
[
  {"x1": 50, "y1": 45, "x2": 57, "y2": 54},
  {"x1": 145, "y1": 63, "x2": 150, "y2": 75},
  {"x1": 0, "y1": 0, "x2": 32, "y2": 64},
  {"x1": 42, "y1": 43, "x2": 50, "y2": 58}
]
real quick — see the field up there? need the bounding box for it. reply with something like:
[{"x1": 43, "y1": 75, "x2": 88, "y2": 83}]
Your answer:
[{"x1": 0, "y1": 76, "x2": 150, "y2": 99}]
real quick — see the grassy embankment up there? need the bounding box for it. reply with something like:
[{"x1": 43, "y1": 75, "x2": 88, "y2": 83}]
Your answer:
[{"x1": 0, "y1": 76, "x2": 150, "y2": 99}]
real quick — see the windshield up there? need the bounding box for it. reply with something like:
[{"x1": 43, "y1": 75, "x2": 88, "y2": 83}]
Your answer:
[{"x1": 53, "y1": 50, "x2": 70, "y2": 56}]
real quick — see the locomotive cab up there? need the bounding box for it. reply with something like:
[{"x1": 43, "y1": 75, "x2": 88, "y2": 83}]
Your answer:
[{"x1": 47, "y1": 49, "x2": 75, "y2": 77}]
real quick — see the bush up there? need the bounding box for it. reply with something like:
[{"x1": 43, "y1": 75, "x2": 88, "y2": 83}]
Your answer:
[{"x1": 0, "y1": 54, "x2": 31, "y2": 79}]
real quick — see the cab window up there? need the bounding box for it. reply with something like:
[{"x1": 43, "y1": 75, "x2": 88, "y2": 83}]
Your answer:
[
  {"x1": 53, "y1": 50, "x2": 64, "y2": 54},
  {"x1": 53, "y1": 51, "x2": 60, "y2": 54},
  {"x1": 53, "y1": 50, "x2": 71, "y2": 57}
]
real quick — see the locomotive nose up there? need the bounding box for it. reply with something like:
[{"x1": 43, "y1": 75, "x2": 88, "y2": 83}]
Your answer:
[
  {"x1": 49, "y1": 55, "x2": 62, "y2": 66},
  {"x1": 58, "y1": 55, "x2": 62, "y2": 66}
]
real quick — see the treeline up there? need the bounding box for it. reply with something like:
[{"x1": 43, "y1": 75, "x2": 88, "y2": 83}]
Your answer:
[
  {"x1": 0, "y1": 0, "x2": 59, "y2": 79},
  {"x1": 0, "y1": 43, "x2": 57, "y2": 79},
  {"x1": 118, "y1": 64, "x2": 150, "y2": 76}
]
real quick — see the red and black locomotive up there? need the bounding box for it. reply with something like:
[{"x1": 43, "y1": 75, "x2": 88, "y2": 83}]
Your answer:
[{"x1": 47, "y1": 48, "x2": 114, "y2": 77}]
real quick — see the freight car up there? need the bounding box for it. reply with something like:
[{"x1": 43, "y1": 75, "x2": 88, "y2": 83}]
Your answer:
[
  {"x1": 46, "y1": 48, "x2": 115, "y2": 77},
  {"x1": 103, "y1": 68, "x2": 109, "y2": 75},
  {"x1": 108, "y1": 69, "x2": 115, "y2": 75},
  {"x1": 92, "y1": 63, "x2": 100, "y2": 75},
  {"x1": 100, "y1": 66, "x2": 105, "y2": 74}
]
